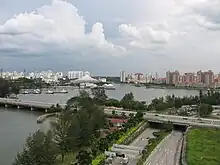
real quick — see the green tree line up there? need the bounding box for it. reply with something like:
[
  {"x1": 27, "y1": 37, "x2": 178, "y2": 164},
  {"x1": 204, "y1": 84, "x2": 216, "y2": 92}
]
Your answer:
[{"x1": 13, "y1": 89, "x2": 144, "y2": 165}]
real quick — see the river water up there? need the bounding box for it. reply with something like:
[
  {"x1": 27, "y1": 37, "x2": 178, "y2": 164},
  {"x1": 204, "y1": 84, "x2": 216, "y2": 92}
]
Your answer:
[{"x1": 0, "y1": 84, "x2": 198, "y2": 165}]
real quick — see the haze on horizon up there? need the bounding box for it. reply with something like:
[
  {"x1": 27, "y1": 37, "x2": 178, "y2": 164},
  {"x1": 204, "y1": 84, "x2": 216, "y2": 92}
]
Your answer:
[{"x1": 0, "y1": 0, "x2": 220, "y2": 75}]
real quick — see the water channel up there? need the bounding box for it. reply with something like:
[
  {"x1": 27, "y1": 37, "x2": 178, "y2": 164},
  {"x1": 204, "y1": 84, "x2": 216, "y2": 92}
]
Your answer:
[{"x1": 0, "y1": 84, "x2": 199, "y2": 165}]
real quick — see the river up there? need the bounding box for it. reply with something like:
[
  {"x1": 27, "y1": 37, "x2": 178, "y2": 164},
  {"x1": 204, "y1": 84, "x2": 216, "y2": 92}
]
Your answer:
[{"x1": 0, "y1": 84, "x2": 198, "y2": 165}]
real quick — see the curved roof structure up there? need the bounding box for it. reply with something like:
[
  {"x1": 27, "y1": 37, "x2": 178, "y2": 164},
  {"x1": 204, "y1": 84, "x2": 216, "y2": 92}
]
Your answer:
[{"x1": 71, "y1": 75, "x2": 99, "y2": 84}]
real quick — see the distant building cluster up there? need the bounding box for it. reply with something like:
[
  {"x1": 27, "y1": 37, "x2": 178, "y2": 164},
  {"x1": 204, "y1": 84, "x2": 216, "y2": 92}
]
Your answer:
[
  {"x1": 0, "y1": 69, "x2": 90, "y2": 83},
  {"x1": 120, "y1": 70, "x2": 220, "y2": 88},
  {"x1": 120, "y1": 71, "x2": 166, "y2": 84},
  {"x1": 165, "y1": 70, "x2": 217, "y2": 88}
]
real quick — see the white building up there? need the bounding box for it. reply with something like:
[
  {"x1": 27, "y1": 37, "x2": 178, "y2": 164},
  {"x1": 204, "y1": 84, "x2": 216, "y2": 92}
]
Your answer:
[
  {"x1": 120, "y1": 71, "x2": 126, "y2": 82},
  {"x1": 68, "y1": 71, "x2": 90, "y2": 80},
  {"x1": 68, "y1": 71, "x2": 84, "y2": 79}
]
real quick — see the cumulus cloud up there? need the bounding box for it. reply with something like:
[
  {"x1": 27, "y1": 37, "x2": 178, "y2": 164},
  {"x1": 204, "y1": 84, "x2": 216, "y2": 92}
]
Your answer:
[
  {"x1": 172, "y1": 0, "x2": 220, "y2": 30},
  {"x1": 119, "y1": 22, "x2": 180, "y2": 48},
  {"x1": 0, "y1": 0, "x2": 126, "y2": 56}
]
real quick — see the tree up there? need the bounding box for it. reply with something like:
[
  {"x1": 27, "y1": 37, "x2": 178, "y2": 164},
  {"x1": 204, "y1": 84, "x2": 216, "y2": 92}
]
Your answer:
[
  {"x1": 13, "y1": 131, "x2": 58, "y2": 165},
  {"x1": 98, "y1": 138, "x2": 108, "y2": 152},
  {"x1": 112, "y1": 110, "x2": 116, "y2": 116},
  {"x1": 198, "y1": 104, "x2": 213, "y2": 117},
  {"x1": 10, "y1": 85, "x2": 20, "y2": 96},
  {"x1": 0, "y1": 78, "x2": 10, "y2": 98},
  {"x1": 199, "y1": 90, "x2": 203, "y2": 102},
  {"x1": 121, "y1": 92, "x2": 134, "y2": 102},
  {"x1": 92, "y1": 88, "x2": 107, "y2": 105},
  {"x1": 121, "y1": 112, "x2": 126, "y2": 118},
  {"x1": 76, "y1": 149, "x2": 92, "y2": 165},
  {"x1": 121, "y1": 92, "x2": 135, "y2": 109},
  {"x1": 174, "y1": 98, "x2": 183, "y2": 108},
  {"x1": 52, "y1": 109, "x2": 71, "y2": 162},
  {"x1": 13, "y1": 149, "x2": 33, "y2": 165}
]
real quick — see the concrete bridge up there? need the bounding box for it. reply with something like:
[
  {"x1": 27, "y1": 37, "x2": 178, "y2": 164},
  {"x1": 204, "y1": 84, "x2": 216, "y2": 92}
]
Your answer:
[
  {"x1": 104, "y1": 108, "x2": 220, "y2": 128},
  {"x1": 1, "y1": 98, "x2": 220, "y2": 128},
  {"x1": 0, "y1": 98, "x2": 66, "y2": 111}
]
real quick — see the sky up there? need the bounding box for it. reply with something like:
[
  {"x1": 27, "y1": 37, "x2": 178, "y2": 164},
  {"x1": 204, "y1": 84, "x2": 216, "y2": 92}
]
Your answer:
[{"x1": 0, "y1": 0, "x2": 220, "y2": 76}]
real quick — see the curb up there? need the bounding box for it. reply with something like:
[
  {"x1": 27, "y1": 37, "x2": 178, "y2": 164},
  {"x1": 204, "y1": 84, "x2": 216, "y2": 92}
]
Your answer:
[{"x1": 143, "y1": 132, "x2": 172, "y2": 165}]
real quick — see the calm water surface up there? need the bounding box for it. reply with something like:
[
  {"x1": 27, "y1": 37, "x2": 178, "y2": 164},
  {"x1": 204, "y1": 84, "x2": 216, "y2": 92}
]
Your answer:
[
  {"x1": 0, "y1": 84, "x2": 198, "y2": 165},
  {"x1": 18, "y1": 84, "x2": 199, "y2": 104}
]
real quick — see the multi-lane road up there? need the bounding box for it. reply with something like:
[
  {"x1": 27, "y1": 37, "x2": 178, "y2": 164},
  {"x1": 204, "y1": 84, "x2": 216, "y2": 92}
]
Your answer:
[
  {"x1": 1, "y1": 98, "x2": 220, "y2": 127},
  {"x1": 111, "y1": 128, "x2": 160, "y2": 165},
  {"x1": 144, "y1": 131, "x2": 183, "y2": 165},
  {"x1": 127, "y1": 128, "x2": 160, "y2": 165},
  {"x1": 104, "y1": 108, "x2": 220, "y2": 127}
]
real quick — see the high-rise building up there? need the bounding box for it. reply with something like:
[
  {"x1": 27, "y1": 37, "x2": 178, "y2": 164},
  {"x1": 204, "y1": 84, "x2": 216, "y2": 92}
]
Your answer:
[
  {"x1": 204, "y1": 70, "x2": 214, "y2": 87},
  {"x1": 172, "y1": 71, "x2": 179, "y2": 84},
  {"x1": 166, "y1": 71, "x2": 172, "y2": 84},
  {"x1": 185, "y1": 72, "x2": 195, "y2": 84},
  {"x1": 197, "y1": 70, "x2": 204, "y2": 84},
  {"x1": 120, "y1": 71, "x2": 126, "y2": 82},
  {"x1": 166, "y1": 70, "x2": 179, "y2": 84}
]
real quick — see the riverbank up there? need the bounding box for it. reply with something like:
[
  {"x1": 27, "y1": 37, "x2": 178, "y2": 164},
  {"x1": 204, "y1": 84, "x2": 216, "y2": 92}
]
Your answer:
[{"x1": 37, "y1": 112, "x2": 58, "y2": 123}]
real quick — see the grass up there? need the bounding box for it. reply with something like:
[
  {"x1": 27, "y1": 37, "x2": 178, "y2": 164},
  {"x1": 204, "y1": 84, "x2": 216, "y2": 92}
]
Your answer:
[{"x1": 186, "y1": 128, "x2": 220, "y2": 165}]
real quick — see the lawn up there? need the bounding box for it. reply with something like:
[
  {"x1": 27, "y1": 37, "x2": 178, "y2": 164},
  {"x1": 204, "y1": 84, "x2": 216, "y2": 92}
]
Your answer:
[{"x1": 186, "y1": 128, "x2": 220, "y2": 165}]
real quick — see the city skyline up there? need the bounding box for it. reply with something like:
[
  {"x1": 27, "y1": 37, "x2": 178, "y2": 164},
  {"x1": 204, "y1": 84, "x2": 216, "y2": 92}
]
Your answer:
[{"x1": 1, "y1": 0, "x2": 220, "y2": 74}]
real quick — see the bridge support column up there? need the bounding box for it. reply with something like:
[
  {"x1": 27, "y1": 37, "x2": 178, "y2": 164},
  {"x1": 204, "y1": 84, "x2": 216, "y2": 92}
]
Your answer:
[
  {"x1": 5, "y1": 104, "x2": 8, "y2": 108},
  {"x1": 31, "y1": 107, "x2": 34, "y2": 111},
  {"x1": 45, "y1": 109, "x2": 48, "y2": 113},
  {"x1": 17, "y1": 105, "x2": 20, "y2": 109}
]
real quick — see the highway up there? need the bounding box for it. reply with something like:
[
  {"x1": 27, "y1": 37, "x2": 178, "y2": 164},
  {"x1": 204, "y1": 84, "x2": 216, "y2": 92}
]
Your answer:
[
  {"x1": 104, "y1": 108, "x2": 220, "y2": 127},
  {"x1": 127, "y1": 128, "x2": 160, "y2": 165},
  {"x1": 1, "y1": 98, "x2": 220, "y2": 127},
  {"x1": 144, "y1": 131, "x2": 183, "y2": 165},
  {"x1": 111, "y1": 128, "x2": 160, "y2": 165}
]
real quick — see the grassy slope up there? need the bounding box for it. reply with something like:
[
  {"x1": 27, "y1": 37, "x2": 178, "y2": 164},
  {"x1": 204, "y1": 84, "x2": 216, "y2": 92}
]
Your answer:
[{"x1": 186, "y1": 128, "x2": 220, "y2": 165}]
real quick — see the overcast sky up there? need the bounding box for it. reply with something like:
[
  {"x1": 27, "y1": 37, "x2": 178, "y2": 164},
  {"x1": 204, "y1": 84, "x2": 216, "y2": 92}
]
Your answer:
[{"x1": 0, "y1": 0, "x2": 220, "y2": 76}]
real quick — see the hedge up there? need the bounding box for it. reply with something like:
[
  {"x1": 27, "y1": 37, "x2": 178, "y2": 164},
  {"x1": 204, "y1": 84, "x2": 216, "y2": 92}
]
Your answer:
[{"x1": 92, "y1": 121, "x2": 146, "y2": 165}]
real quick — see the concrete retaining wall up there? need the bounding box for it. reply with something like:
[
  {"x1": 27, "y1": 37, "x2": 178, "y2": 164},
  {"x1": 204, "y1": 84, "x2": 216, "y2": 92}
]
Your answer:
[
  {"x1": 174, "y1": 135, "x2": 183, "y2": 165},
  {"x1": 180, "y1": 127, "x2": 191, "y2": 165}
]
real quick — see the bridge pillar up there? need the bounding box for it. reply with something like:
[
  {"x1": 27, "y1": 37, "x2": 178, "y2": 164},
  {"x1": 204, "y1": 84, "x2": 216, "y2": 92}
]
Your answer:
[
  {"x1": 17, "y1": 105, "x2": 20, "y2": 109},
  {"x1": 45, "y1": 109, "x2": 48, "y2": 113},
  {"x1": 31, "y1": 107, "x2": 34, "y2": 111},
  {"x1": 5, "y1": 104, "x2": 8, "y2": 108}
]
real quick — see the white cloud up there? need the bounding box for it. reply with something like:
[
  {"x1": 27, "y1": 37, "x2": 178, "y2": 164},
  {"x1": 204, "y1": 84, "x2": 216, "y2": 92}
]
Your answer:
[
  {"x1": 0, "y1": 0, "x2": 126, "y2": 56},
  {"x1": 1, "y1": 0, "x2": 220, "y2": 74},
  {"x1": 119, "y1": 22, "x2": 181, "y2": 48}
]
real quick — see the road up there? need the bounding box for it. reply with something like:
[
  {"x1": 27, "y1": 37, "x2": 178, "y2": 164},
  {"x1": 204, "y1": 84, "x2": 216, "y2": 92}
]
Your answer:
[
  {"x1": 2, "y1": 98, "x2": 220, "y2": 127},
  {"x1": 104, "y1": 108, "x2": 220, "y2": 127},
  {"x1": 127, "y1": 128, "x2": 160, "y2": 165},
  {"x1": 144, "y1": 131, "x2": 183, "y2": 165}
]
